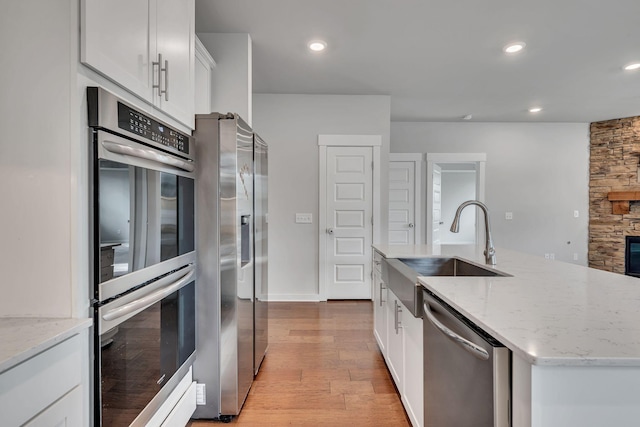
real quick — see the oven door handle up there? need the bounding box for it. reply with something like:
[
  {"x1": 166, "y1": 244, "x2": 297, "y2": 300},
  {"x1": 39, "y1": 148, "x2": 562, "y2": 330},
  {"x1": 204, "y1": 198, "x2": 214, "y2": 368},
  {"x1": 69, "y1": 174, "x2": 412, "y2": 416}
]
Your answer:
[
  {"x1": 102, "y1": 266, "x2": 195, "y2": 322},
  {"x1": 102, "y1": 140, "x2": 195, "y2": 172},
  {"x1": 423, "y1": 301, "x2": 489, "y2": 360}
]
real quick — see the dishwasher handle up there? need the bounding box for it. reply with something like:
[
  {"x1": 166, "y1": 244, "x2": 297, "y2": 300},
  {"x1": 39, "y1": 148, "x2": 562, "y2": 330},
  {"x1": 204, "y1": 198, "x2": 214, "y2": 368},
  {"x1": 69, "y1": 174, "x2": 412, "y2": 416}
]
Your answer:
[{"x1": 423, "y1": 301, "x2": 489, "y2": 361}]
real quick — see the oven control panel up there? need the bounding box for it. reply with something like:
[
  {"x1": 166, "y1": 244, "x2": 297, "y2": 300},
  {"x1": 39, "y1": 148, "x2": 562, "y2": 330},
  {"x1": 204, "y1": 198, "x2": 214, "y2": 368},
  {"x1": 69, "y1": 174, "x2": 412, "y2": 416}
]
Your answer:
[{"x1": 117, "y1": 102, "x2": 189, "y2": 155}]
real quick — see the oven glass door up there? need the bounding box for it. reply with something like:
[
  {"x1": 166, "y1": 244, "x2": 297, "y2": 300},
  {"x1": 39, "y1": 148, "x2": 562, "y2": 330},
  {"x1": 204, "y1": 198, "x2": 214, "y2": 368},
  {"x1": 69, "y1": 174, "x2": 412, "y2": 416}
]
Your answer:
[
  {"x1": 98, "y1": 159, "x2": 195, "y2": 285},
  {"x1": 99, "y1": 279, "x2": 195, "y2": 427}
]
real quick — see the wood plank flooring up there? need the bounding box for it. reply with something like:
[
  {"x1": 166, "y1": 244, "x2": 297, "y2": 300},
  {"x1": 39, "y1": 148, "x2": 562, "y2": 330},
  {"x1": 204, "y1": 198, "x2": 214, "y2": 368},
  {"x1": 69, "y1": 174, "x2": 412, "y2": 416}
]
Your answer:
[{"x1": 188, "y1": 301, "x2": 410, "y2": 426}]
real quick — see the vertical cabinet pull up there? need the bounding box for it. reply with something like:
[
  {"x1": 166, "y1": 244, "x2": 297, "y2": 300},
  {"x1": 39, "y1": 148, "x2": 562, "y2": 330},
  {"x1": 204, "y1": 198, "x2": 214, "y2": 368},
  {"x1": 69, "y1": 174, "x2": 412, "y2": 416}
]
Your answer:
[
  {"x1": 379, "y1": 281, "x2": 386, "y2": 307},
  {"x1": 394, "y1": 300, "x2": 402, "y2": 334},
  {"x1": 153, "y1": 54, "x2": 169, "y2": 101},
  {"x1": 162, "y1": 57, "x2": 169, "y2": 101}
]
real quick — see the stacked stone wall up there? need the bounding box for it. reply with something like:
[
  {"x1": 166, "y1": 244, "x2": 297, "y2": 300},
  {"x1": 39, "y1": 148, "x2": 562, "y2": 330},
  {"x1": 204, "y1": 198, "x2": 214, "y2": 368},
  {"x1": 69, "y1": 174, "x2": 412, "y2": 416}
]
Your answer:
[{"x1": 589, "y1": 117, "x2": 640, "y2": 273}]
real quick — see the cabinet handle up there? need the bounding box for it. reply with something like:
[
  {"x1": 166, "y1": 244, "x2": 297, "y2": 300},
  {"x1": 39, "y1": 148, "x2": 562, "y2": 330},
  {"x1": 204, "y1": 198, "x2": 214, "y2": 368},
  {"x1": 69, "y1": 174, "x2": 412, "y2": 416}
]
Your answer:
[
  {"x1": 394, "y1": 300, "x2": 402, "y2": 334},
  {"x1": 152, "y1": 54, "x2": 162, "y2": 96},
  {"x1": 153, "y1": 54, "x2": 169, "y2": 101},
  {"x1": 379, "y1": 281, "x2": 386, "y2": 307},
  {"x1": 163, "y1": 58, "x2": 169, "y2": 101}
]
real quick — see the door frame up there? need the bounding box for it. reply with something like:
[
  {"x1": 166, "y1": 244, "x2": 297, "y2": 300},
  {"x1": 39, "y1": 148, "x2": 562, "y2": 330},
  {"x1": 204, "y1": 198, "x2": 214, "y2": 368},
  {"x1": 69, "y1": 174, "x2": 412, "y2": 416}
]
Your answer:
[
  {"x1": 426, "y1": 153, "x2": 486, "y2": 246},
  {"x1": 389, "y1": 153, "x2": 424, "y2": 245},
  {"x1": 318, "y1": 135, "x2": 382, "y2": 301}
]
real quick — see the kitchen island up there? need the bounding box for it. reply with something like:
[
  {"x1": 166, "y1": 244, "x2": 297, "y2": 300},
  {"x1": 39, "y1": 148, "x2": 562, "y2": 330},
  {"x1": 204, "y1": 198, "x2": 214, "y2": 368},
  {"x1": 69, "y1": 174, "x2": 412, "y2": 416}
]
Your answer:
[{"x1": 373, "y1": 244, "x2": 640, "y2": 427}]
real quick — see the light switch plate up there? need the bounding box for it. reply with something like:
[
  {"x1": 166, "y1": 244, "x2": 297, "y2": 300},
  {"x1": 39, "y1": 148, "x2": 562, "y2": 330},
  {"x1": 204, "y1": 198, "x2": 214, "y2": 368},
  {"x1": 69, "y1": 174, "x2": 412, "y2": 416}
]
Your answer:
[{"x1": 296, "y1": 213, "x2": 313, "y2": 223}]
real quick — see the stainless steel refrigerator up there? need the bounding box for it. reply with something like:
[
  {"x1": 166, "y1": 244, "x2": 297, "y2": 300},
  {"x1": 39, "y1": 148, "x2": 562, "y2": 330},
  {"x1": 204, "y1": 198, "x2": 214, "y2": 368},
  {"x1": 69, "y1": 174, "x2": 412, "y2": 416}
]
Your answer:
[
  {"x1": 192, "y1": 113, "x2": 268, "y2": 420},
  {"x1": 253, "y1": 132, "x2": 268, "y2": 375}
]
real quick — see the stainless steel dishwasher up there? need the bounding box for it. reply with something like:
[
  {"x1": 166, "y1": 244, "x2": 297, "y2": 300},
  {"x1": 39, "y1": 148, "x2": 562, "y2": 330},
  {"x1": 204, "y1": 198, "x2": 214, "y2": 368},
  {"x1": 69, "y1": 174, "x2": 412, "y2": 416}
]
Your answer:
[{"x1": 422, "y1": 289, "x2": 511, "y2": 426}]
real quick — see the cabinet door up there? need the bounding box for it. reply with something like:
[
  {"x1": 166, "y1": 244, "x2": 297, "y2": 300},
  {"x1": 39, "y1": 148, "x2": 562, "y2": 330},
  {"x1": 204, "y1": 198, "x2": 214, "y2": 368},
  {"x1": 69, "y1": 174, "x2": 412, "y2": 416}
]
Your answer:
[
  {"x1": 23, "y1": 386, "x2": 82, "y2": 427},
  {"x1": 373, "y1": 256, "x2": 387, "y2": 356},
  {"x1": 194, "y1": 37, "x2": 215, "y2": 114},
  {"x1": 403, "y1": 310, "x2": 424, "y2": 427},
  {"x1": 81, "y1": 0, "x2": 155, "y2": 101},
  {"x1": 386, "y1": 289, "x2": 404, "y2": 389},
  {"x1": 155, "y1": 0, "x2": 195, "y2": 127}
]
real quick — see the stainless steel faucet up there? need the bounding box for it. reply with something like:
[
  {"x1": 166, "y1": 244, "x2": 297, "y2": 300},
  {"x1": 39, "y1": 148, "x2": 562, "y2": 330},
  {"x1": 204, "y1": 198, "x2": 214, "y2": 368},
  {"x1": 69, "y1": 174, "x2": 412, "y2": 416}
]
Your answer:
[{"x1": 450, "y1": 200, "x2": 496, "y2": 265}]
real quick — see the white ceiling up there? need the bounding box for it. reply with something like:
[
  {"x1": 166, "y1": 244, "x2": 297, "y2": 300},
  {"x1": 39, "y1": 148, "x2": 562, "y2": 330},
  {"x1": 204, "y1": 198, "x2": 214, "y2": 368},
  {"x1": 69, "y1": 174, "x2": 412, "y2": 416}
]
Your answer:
[{"x1": 195, "y1": 0, "x2": 640, "y2": 123}]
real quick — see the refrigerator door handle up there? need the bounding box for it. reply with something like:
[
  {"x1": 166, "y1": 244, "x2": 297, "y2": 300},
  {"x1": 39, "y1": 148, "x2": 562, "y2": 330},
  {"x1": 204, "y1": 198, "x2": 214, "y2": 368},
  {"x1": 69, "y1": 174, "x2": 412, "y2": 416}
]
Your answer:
[{"x1": 102, "y1": 265, "x2": 195, "y2": 323}]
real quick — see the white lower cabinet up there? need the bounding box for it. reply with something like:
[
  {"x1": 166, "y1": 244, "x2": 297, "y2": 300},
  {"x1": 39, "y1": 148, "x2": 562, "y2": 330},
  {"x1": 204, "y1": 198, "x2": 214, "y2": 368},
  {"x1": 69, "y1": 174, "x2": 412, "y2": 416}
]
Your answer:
[
  {"x1": 381, "y1": 287, "x2": 424, "y2": 427},
  {"x1": 386, "y1": 289, "x2": 404, "y2": 388},
  {"x1": 23, "y1": 386, "x2": 82, "y2": 427},
  {"x1": 0, "y1": 334, "x2": 84, "y2": 426},
  {"x1": 373, "y1": 251, "x2": 387, "y2": 356},
  {"x1": 402, "y1": 303, "x2": 423, "y2": 427}
]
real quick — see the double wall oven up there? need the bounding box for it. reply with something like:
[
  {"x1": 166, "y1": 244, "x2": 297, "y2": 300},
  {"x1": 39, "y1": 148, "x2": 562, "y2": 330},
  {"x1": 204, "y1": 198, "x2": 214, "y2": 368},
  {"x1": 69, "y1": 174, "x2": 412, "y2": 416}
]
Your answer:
[{"x1": 88, "y1": 87, "x2": 196, "y2": 426}]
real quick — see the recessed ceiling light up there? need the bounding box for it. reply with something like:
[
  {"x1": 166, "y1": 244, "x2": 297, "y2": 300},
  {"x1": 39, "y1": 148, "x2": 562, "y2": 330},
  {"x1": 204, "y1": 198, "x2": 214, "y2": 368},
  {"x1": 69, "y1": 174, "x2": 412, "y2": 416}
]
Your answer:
[
  {"x1": 528, "y1": 107, "x2": 543, "y2": 113},
  {"x1": 308, "y1": 40, "x2": 327, "y2": 52},
  {"x1": 624, "y1": 62, "x2": 640, "y2": 71},
  {"x1": 503, "y1": 42, "x2": 526, "y2": 54}
]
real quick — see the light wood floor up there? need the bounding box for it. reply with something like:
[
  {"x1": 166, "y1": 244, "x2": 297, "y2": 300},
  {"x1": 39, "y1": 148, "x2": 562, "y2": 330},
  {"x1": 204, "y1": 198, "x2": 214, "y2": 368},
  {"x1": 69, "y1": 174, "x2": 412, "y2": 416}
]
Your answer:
[{"x1": 188, "y1": 301, "x2": 410, "y2": 426}]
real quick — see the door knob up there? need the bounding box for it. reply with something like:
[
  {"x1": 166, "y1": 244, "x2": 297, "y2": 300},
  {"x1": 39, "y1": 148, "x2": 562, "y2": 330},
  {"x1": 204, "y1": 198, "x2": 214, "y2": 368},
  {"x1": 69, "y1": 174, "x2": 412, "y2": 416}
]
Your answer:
[
  {"x1": 408, "y1": 223, "x2": 414, "y2": 228},
  {"x1": 327, "y1": 228, "x2": 334, "y2": 234}
]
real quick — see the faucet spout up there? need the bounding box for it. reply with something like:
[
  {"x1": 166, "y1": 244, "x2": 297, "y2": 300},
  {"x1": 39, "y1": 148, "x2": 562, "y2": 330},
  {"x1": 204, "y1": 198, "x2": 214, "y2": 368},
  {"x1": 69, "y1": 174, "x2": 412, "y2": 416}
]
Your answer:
[{"x1": 450, "y1": 200, "x2": 496, "y2": 265}]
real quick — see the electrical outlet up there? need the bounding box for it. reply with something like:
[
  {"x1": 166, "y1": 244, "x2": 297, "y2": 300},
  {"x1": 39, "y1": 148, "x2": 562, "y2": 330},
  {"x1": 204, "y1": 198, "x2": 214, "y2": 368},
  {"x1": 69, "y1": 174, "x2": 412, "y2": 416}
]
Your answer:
[
  {"x1": 550, "y1": 253, "x2": 555, "y2": 260},
  {"x1": 505, "y1": 212, "x2": 513, "y2": 220},
  {"x1": 196, "y1": 383, "x2": 206, "y2": 405},
  {"x1": 545, "y1": 253, "x2": 550, "y2": 259},
  {"x1": 295, "y1": 213, "x2": 313, "y2": 223},
  {"x1": 573, "y1": 253, "x2": 578, "y2": 261}
]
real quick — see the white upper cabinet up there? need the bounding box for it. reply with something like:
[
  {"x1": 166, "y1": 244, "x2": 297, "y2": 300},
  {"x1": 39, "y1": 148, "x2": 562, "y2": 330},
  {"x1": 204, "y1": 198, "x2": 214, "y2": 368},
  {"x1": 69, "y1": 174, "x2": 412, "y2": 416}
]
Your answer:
[
  {"x1": 194, "y1": 36, "x2": 216, "y2": 114},
  {"x1": 155, "y1": 0, "x2": 194, "y2": 126},
  {"x1": 81, "y1": 0, "x2": 195, "y2": 128}
]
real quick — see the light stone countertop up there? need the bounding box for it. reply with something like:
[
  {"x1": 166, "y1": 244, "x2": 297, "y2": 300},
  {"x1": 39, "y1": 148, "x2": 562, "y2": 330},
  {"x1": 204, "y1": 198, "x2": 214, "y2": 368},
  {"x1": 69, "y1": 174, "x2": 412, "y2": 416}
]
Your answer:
[
  {"x1": 373, "y1": 244, "x2": 640, "y2": 367},
  {"x1": 0, "y1": 317, "x2": 92, "y2": 374}
]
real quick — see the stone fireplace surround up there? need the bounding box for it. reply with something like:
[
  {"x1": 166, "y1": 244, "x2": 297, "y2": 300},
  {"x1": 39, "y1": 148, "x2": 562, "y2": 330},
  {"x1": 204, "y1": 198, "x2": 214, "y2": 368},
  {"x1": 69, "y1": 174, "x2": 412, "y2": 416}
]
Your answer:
[{"x1": 589, "y1": 116, "x2": 640, "y2": 273}]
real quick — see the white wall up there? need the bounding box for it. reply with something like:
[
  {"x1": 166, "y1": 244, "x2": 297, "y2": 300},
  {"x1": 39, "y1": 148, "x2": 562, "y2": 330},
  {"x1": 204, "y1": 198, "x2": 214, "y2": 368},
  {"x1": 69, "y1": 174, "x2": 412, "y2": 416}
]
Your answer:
[
  {"x1": 253, "y1": 94, "x2": 390, "y2": 300},
  {"x1": 392, "y1": 122, "x2": 590, "y2": 264},
  {"x1": 441, "y1": 171, "x2": 476, "y2": 244},
  {"x1": 197, "y1": 33, "x2": 252, "y2": 126},
  {"x1": 0, "y1": 0, "x2": 77, "y2": 317}
]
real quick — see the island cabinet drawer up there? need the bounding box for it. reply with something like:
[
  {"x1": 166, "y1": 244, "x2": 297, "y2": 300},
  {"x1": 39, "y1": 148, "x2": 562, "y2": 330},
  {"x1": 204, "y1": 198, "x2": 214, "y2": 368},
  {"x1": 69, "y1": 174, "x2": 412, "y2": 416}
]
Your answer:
[{"x1": 0, "y1": 334, "x2": 82, "y2": 426}]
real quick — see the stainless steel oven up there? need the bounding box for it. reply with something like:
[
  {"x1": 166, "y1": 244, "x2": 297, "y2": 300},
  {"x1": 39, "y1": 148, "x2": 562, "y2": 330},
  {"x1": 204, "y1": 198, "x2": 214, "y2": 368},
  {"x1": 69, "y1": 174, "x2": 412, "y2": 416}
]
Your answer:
[{"x1": 88, "y1": 86, "x2": 196, "y2": 426}]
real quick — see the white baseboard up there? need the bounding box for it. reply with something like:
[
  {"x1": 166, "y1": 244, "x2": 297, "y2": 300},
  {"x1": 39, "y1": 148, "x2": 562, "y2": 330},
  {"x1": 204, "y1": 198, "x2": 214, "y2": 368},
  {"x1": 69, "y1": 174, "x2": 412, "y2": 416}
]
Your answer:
[{"x1": 266, "y1": 294, "x2": 322, "y2": 302}]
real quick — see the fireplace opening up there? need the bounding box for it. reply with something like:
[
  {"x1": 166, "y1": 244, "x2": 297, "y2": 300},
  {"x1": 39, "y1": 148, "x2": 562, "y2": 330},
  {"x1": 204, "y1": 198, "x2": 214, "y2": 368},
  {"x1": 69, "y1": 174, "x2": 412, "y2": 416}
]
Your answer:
[{"x1": 625, "y1": 236, "x2": 640, "y2": 277}]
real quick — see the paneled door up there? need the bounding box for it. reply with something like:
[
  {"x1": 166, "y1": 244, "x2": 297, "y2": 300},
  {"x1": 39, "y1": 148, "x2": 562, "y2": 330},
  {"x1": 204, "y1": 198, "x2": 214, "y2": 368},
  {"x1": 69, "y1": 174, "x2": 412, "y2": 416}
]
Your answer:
[
  {"x1": 388, "y1": 154, "x2": 422, "y2": 245},
  {"x1": 325, "y1": 146, "x2": 373, "y2": 299},
  {"x1": 389, "y1": 161, "x2": 415, "y2": 244}
]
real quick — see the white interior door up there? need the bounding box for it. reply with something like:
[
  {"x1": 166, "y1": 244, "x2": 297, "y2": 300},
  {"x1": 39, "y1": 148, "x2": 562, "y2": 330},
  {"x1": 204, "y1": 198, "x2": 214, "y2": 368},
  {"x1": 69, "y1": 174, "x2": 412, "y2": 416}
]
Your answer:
[
  {"x1": 389, "y1": 161, "x2": 416, "y2": 245},
  {"x1": 325, "y1": 146, "x2": 373, "y2": 299},
  {"x1": 432, "y1": 165, "x2": 442, "y2": 244}
]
